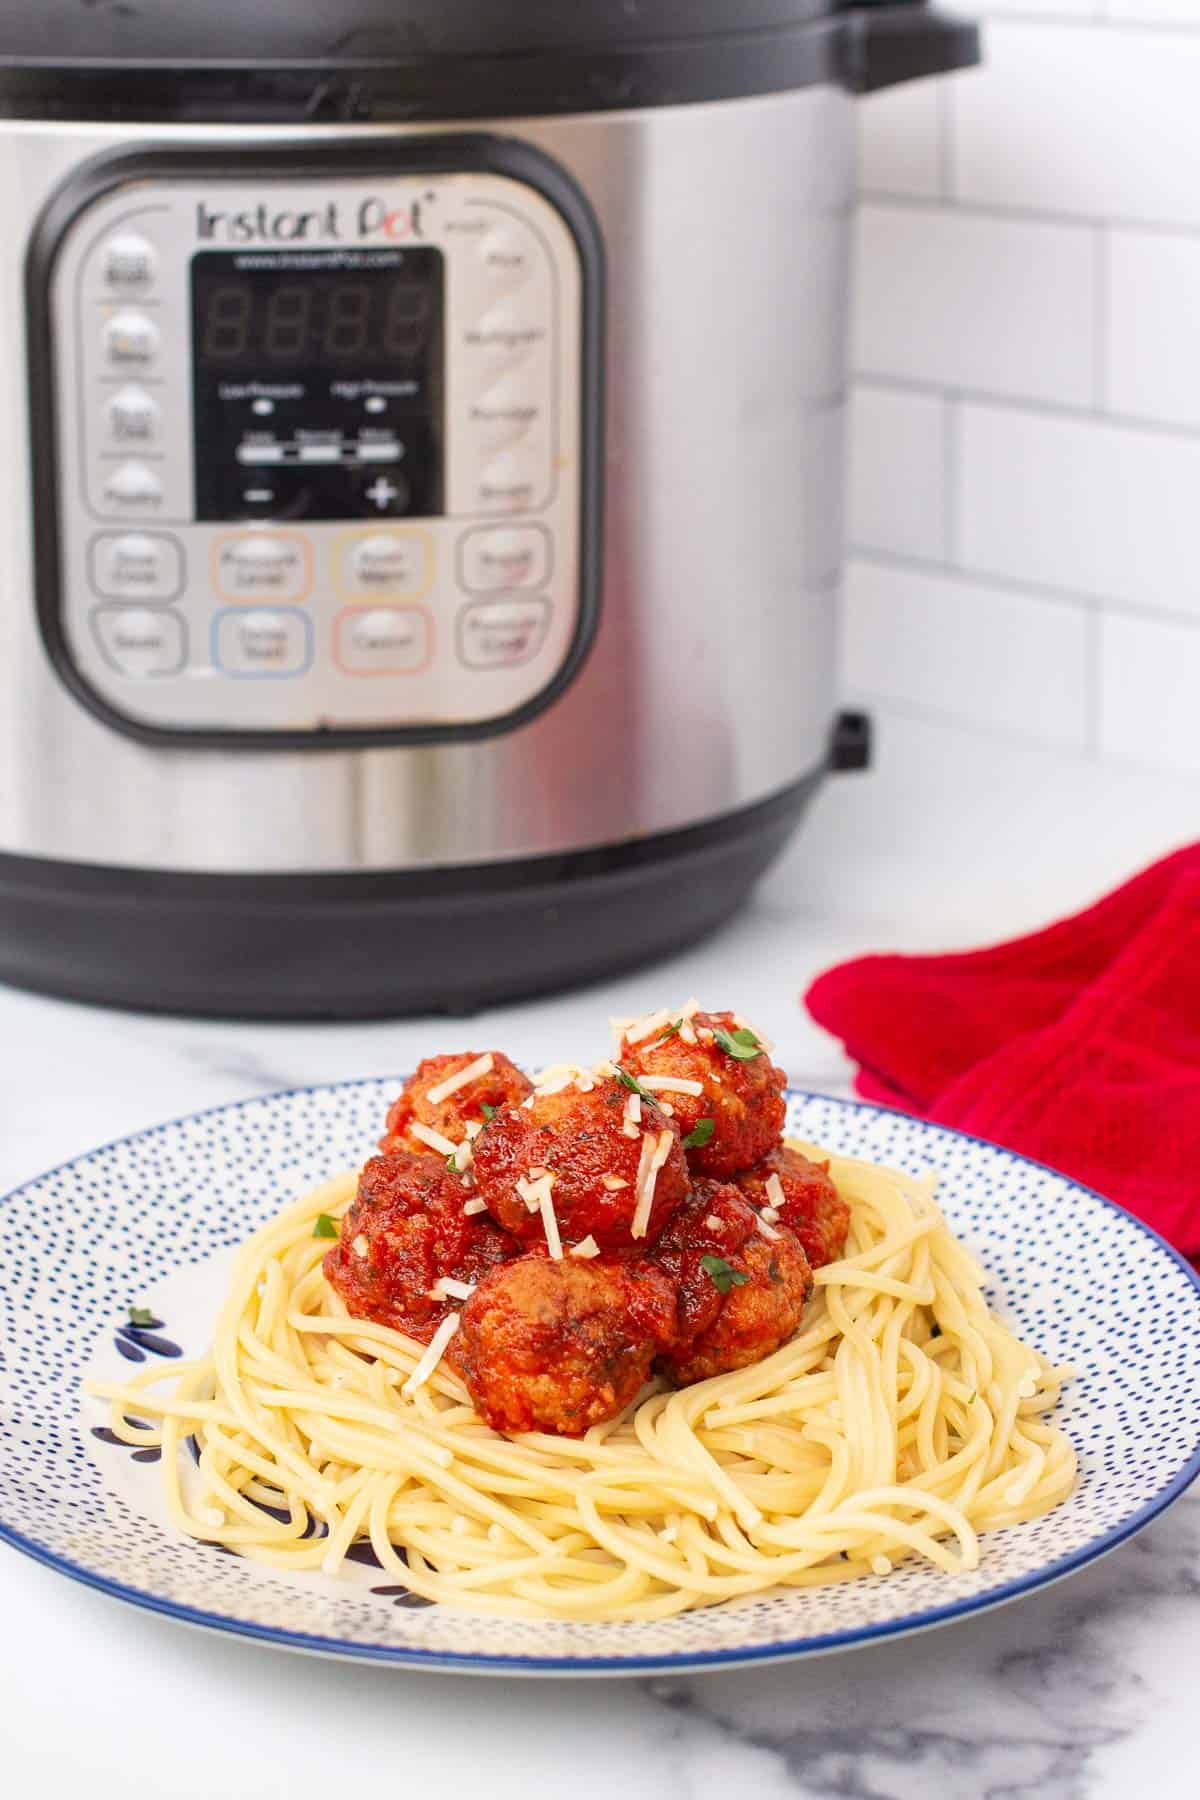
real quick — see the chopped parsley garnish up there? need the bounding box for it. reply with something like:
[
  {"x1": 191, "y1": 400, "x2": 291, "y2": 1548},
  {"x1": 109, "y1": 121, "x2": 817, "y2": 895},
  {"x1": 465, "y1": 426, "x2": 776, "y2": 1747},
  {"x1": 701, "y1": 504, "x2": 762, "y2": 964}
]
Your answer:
[
  {"x1": 700, "y1": 1254, "x2": 750, "y2": 1295},
  {"x1": 712, "y1": 1025, "x2": 763, "y2": 1062},
  {"x1": 312, "y1": 1213, "x2": 338, "y2": 1239},
  {"x1": 127, "y1": 1306, "x2": 155, "y2": 1327},
  {"x1": 612, "y1": 1064, "x2": 660, "y2": 1107},
  {"x1": 654, "y1": 1021, "x2": 682, "y2": 1044},
  {"x1": 682, "y1": 1117, "x2": 715, "y2": 1150},
  {"x1": 480, "y1": 1102, "x2": 497, "y2": 1121}
]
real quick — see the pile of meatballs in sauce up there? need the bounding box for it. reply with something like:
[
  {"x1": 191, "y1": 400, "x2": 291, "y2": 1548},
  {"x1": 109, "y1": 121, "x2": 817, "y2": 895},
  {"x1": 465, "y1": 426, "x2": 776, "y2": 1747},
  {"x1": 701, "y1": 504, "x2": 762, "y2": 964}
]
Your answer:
[{"x1": 323, "y1": 1007, "x2": 851, "y2": 1437}]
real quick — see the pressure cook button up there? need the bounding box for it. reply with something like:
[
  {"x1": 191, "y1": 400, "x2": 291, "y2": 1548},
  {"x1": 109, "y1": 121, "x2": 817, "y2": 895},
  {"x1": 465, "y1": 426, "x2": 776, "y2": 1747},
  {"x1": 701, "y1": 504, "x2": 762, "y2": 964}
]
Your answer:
[
  {"x1": 458, "y1": 524, "x2": 550, "y2": 593},
  {"x1": 91, "y1": 605, "x2": 186, "y2": 678},
  {"x1": 102, "y1": 233, "x2": 157, "y2": 291},
  {"x1": 214, "y1": 607, "x2": 312, "y2": 677},
  {"x1": 89, "y1": 531, "x2": 183, "y2": 602},
  {"x1": 103, "y1": 311, "x2": 159, "y2": 367},
  {"x1": 213, "y1": 533, "x2": 310, "y2": 601},
  {"x1": 457, "y1": 596, "x2": 550, "y2": 670},
  {"x1": 343, "y1": 531, "x2": 430, "y2": 597},
  {"x1": 102, "y1": 461, "x2": 163, "y2": 508},
  {"x1": 475, "y1": 448, "x2": 542, "y2": 515},
  {"x1": 106, "y1": 385, "x2": 159, "y2": 444},
  {"x1": 335, "y1": 605, "x2": 431, "y2": 676}
]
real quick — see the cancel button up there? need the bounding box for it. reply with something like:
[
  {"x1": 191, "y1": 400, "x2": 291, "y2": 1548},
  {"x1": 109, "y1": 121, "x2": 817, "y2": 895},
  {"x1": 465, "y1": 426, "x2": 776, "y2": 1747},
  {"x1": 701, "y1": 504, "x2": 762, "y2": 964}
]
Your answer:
[{"x1": 457, "y1": 596, "x2": 550, "y2": 670}]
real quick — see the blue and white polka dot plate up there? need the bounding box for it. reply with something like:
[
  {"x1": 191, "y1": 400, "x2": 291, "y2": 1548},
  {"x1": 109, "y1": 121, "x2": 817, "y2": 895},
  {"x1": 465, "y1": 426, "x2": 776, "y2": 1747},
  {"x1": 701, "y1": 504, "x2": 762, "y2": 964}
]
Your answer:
[{"x1": 2, "y1": 1081, "x2": 1198, "y2": 1675}]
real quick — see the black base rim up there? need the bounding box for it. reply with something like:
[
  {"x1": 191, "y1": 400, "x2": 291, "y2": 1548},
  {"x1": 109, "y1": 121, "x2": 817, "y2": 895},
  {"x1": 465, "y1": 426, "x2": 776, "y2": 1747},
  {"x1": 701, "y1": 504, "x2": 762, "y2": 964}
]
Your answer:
[{"x1": 0, "y1": 773, "x2": 822, "y2": 1020}]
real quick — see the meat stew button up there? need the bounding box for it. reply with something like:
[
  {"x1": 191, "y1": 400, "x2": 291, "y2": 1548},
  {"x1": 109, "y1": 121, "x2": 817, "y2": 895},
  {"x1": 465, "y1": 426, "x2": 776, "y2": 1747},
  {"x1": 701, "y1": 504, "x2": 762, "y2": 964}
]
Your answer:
[{"x1": 457, "y1": 597, "x2": 550, "y2": 669}]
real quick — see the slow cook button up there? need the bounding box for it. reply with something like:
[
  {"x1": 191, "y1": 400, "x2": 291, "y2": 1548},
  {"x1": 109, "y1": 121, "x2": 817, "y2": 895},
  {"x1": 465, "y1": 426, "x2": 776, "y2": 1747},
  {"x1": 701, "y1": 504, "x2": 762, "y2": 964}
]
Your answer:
[
  {"x1": 103, "y1": 311, "x2": 159, "y2": 366},
  {"x1": 335, "y1": 606, "x2": 431, "y2": 676},
  {"x1": 474, "y1": 448, "x2": 543, "y2": 515},
  {"x1": 90, "y1": 531, "x2": 184, "y2": 602},
  {"x1": 342, "y1": 530, "x2": 431, "y2": 597},
  {"x1": 458, "y1": 523, "x2": 549, "y2": 593},
  {"x1": 102, "y1": 461, "x2": 163, "y2": 508},
  {"x1": 457, "y1": 597, "x2": 550, "y2": 670},
  {"x1": 214, "y1": 607, "x2": 311, "y2": 677},
  {"x1": 213, "y1": 533, "x2": 310, "y2": 601},
  {"x1": 91, "y1": 605, "x2": 186, "y2": 678}
]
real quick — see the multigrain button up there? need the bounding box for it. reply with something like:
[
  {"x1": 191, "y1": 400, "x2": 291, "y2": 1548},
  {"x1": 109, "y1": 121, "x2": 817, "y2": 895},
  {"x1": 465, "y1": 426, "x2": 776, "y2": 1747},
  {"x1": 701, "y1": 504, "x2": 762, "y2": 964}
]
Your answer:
[
  {"x1": 462, "y1": 299, "x2": 546, "y2": 375},
  {"x1": 212, "y1": 533, "x2": 310, "y2": 601},
  {"x1": 102, "y1": 461, "x2": 163, "y2": 508},
  {"x1": 458, "y1": 524, "x2": 549, "y2": 593},
  {"x1": 106, "y1": 386, "x2": 159, "y2": 444},
  {"x1": 335, "y1": 605, "x2": 431, "y2": 676},
  {"x1": 102, "y1": 233, "x2": 157, "y2": 291},
  {"x1": 89, "y1": 532, "x2": 183, "y2": 602},
  {"x1": 341, "y1": 530, "x2": 431, "y2": 597},
  {"x1": 103, "y1": 311, "x2": 159, "y2": 367},
  {"x1": 457, "y1": 596, "x2": 550, "y2": 669},
  {"x1": 91, "y1": 605, "x2": 185, "y2": 677},
  {"x1": 213, "y1": 607, "x2": 311, "y2": 677}
]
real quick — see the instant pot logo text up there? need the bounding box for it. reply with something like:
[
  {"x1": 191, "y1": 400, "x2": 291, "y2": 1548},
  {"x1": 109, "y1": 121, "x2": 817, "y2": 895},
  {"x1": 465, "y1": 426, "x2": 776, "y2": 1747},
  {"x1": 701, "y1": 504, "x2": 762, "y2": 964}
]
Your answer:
[{"x1": 195, "y1": 196, "x2": 424, "y2": 244}]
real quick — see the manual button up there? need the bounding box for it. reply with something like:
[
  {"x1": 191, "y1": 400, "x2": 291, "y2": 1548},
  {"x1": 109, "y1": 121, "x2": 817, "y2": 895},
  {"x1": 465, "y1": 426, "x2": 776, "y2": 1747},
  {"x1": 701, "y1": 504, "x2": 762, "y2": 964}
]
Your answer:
[
  {"x1": 91, "y1": 606, "x2": 186, "y2": 678},
  {"x1": 458, "y1": 597, "x2": 550, "y2": 669},
  {"x1": 212, "y1": 532, "x2": 310, "y2": 602},
  {"x1": 214, "y1": 607, "x2": 311, "y2": 677},
  {"x1": 90, "y1": 531, "x2": 183, "y2": 602}
]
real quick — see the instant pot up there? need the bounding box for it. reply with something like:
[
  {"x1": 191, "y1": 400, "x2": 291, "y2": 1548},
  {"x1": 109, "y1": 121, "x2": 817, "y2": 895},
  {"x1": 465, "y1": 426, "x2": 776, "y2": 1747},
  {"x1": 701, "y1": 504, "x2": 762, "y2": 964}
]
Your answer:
[{"x1": 0, "y1": 2, "x2": 978, "y2": 1017}]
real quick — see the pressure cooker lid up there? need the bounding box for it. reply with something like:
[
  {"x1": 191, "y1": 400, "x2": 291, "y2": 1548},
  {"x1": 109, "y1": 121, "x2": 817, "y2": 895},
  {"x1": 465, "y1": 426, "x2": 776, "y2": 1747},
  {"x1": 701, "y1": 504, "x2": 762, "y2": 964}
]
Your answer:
[{"x1": 0, "y1": 0, "x2": 980, "y2": 122}]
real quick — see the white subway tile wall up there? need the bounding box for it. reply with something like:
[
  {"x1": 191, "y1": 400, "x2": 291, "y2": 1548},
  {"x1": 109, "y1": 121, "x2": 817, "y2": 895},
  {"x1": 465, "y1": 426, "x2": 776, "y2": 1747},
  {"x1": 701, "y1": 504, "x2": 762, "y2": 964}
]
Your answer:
[{"x1": 831, "y1": 17, "x2": 1200, "y2": 924}]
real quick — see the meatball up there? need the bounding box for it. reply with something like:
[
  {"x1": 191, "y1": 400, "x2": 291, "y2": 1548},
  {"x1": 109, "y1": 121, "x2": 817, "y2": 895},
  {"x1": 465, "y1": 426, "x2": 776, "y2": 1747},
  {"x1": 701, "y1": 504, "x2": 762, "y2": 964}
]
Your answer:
[
  {"x1": 734, "y1": 1145, "x2": 850, "y2": 1270},
  {"x1": 451, "y1": 1254, "x2": 678, "y2": 1436},
  {"x1": 651, "y1": 1179, "x2": 813, "y2": 1387},
  {"x1": 618, "y1": 1010, "x2": 787, "y2": 1178},
  {"x1": 380, "y1": 1051, "x2": 532, "y2": 1156},
  {"x1": 324, "y1": 1149, "x2": 519, "y2": 1342},
  {"x1": 471, "y1": 1074, "x2": 690, "y2": 1250}
]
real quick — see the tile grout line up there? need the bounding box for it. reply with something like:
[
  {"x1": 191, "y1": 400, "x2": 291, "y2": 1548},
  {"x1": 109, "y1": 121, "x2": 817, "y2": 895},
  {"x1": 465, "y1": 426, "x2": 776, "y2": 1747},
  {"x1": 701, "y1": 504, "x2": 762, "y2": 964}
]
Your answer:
[
  {"x1": 857, "y1": 188, "x2": 1200, "y2": 244},
  {"x1": 943, "y1": 391, "x2": 961, "y2": 569},
  {"x1": 1093, "y1": 222, "x2": 1110, "y2": 416},
  {"x1": 851, "y1": 369, "x2": 1200, "y2": 446}
]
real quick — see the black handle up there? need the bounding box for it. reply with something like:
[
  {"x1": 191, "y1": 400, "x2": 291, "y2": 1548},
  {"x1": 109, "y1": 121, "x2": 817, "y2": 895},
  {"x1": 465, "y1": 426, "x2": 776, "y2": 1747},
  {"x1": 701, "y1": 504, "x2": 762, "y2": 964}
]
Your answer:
[{"x1": 840, "y1": 4, "x2": 981, "y2": 95}]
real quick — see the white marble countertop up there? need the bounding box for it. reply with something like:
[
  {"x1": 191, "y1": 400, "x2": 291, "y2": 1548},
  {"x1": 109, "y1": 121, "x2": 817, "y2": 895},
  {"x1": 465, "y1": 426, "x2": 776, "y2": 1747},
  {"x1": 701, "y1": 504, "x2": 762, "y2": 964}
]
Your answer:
[{"x1": 2, "y1": 841, "x2": 1197, "y2": 1800}]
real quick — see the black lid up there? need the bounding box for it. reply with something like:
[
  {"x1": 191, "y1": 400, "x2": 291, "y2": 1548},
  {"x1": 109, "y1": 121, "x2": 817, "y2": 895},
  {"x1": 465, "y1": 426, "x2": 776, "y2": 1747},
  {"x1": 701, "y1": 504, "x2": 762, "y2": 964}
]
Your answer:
[{"x1": 0, "y1": 2, "x2": 980, "y2": 123}]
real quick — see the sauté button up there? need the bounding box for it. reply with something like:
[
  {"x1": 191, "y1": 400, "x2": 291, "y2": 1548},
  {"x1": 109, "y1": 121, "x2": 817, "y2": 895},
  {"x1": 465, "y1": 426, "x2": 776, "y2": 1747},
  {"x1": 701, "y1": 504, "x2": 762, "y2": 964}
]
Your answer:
[
  {"x1": 91, "y1": 605, "x2": 185, "y2": 678},
  {"x1": 102, "y1": 461, "x2": 163, "y2": 508},
  {"x1": 458, "y1": 524, "x2": 550, "y2": 593},
  {"x1": 90, "y1": 531, "x2": 183, "y2": 602},
  {"x1": 213, "y1": 607, "x2": 311, "y2": 677},
  {"x1": 335, "y1": 605, "x2": 431, "y2": 676},
  {"x1": 212, "y1": 533, "x2": 310, "y2": 601},
  {"x1": 106, "y1": 385, "x2": 159, "y2": 444},
  {"x1": 342, "y1": 531, "x2": 431, "y2": 597},
  {"x1": 102, "y1": 233, "x2": 157, "y2": 291},
  {"x1": 457, "y1": 596, "x2": 550, "y2": 669},
  {"x1": 103, "y1": 311, "x2": 159, "y2": 366}
]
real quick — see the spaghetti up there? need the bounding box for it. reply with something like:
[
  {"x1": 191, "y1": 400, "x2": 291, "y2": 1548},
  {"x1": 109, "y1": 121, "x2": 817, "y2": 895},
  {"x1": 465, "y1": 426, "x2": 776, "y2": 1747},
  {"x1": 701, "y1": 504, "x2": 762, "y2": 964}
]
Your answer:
[{"x1": 86, "y1": 1141, "x2": 1077, "y2": 1621}]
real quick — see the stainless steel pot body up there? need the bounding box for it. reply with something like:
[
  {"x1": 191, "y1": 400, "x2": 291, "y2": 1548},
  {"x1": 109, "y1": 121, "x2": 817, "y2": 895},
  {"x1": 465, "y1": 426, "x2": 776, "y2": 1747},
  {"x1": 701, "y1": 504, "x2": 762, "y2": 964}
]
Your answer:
[{"x1": 0, "y1": 87, "x2": 853, "y2": 875}]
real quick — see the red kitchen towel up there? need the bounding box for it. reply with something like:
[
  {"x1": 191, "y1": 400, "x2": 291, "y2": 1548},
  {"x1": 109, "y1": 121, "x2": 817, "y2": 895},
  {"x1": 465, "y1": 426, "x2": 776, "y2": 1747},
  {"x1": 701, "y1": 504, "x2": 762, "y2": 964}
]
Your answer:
[{"x1": 805, "y1": 847, "x2": 1200, "y2": 1258}]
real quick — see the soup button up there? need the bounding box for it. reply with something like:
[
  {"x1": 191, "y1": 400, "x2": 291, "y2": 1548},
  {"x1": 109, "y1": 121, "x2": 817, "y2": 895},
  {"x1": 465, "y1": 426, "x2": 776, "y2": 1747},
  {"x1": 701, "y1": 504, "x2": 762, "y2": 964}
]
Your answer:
[
  {"x1": 335, "y1": 605, "x2": 431, "y2": 676},
  {"x1": 214, "y1": 608, "x2": 311, "y2": 677},
  {"x1": 458, "y1": 597, "x2": 550, "y2": 669}
]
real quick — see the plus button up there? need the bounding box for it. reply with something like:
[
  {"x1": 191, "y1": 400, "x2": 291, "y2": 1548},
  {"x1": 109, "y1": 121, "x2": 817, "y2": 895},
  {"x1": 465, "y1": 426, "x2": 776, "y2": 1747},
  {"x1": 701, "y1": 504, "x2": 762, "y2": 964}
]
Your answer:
[{"x1": 366, "y1": 476, "x2": 399, "y2": 510}]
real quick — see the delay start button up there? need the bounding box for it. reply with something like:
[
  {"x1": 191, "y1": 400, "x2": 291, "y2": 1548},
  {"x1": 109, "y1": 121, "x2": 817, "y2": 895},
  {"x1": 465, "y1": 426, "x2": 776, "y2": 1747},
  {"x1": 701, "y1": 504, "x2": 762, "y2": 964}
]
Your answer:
[
  {"x1": 213, "y1": 607, "x2": 311, "y2": 677},
  {"x1": 457, "y1": 596, "x2": 550, "y2": 670},
  {"x1": 212, "y1": 532, "x2": 310, "y2": 602}
]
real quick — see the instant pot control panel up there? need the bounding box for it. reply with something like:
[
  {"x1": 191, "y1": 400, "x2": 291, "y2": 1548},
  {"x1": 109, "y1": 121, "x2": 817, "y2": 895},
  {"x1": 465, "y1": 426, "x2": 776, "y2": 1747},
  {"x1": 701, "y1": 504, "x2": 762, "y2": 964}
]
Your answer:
[{"x1": 28, "y1": 140, "x2": 603, "y2": 746}]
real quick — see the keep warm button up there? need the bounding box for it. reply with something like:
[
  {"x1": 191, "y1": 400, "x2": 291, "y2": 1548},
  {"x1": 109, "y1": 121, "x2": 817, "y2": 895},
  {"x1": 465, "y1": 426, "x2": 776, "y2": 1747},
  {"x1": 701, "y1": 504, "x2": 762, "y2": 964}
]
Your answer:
[{"x1": 457, "y1": 597, "x2": 550, "y2": 670}]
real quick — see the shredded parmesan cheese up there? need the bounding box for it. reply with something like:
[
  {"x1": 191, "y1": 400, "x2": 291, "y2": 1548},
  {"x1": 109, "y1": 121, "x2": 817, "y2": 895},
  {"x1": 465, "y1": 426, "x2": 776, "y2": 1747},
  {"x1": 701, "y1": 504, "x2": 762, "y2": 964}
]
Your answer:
[
  {"x1": 462, "y1": 1197, "x2": 488, "y2": 1216},
  {"x1": 402, "y1": 1313, "x2": 460, "y2": 1396},
  {"x1": 425, "y1": 1053, "x2": 495, "y2": 1106},
  {"x1": 631, "y1": 1129, "x2": 674, "y2": 1239},
  {"x1": 704, "y1": 1214, "x2": 724, "y2": 1231},
  {"x1": 352, "y1": 1234, "x2": 369, "y2": 1259},
  {"x1": 516, "y1": 1176, "x2": 542, "y2": 1214},
  {"x1": 638, "y1": 1075, "x2": 704, "y2": 1097},
  {"x1": 410, "y1": 1121, "x2": 459, "y2": 1158},
  {"x1": 624, "y1": 1007, "x2": 672, "y2": 1044},
  {"x1": 539, "y1": 1183, "x2": 563, "y2": 1260},
  {"x1": 570, "y1": 1235, "x2": 601, "y2": 1259},
  {"x1": 464, "y1": 1119, "x2": 484, "y2": 1140},
  {"x1": 761, "y1": 1205, "x2": 780, "y2": 1224},
  {"x1": 755, "y1": 1215, "x2": 781, "y2": 1242},
  {"x1": 764, "y1": 1172, "x2": 787, "y2": 1212},
  {"x1": 602, "y1": 1175, "x2": 629, "y2": 1191},
  {"x1": 433, "y1": 1276, "x2": 477, "y2": 1302}
]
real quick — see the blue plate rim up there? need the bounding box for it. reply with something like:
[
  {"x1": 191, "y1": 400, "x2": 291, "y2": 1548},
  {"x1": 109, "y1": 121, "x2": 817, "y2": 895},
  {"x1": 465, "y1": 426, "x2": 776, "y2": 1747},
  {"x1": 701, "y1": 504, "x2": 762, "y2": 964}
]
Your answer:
[{"x1": 2, "y1": 1079, "x2": 1199, "y2": 1676}]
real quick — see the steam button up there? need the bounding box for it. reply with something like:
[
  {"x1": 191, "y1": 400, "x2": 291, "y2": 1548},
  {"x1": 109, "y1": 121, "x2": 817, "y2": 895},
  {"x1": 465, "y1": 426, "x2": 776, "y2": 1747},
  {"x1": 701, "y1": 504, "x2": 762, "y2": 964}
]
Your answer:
[
  {"x1": 103, "y1": 311, "x2": 159, "y2": 366},
  {"x1": 475, "y1": 448, "x2": 542, "y2": 515},
  {"x1": 91, "y1": 605, "x2": 185, "y2": 678},
  {"x1": 102, "y1": 233, "x2": 157, "y2": 291}
]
